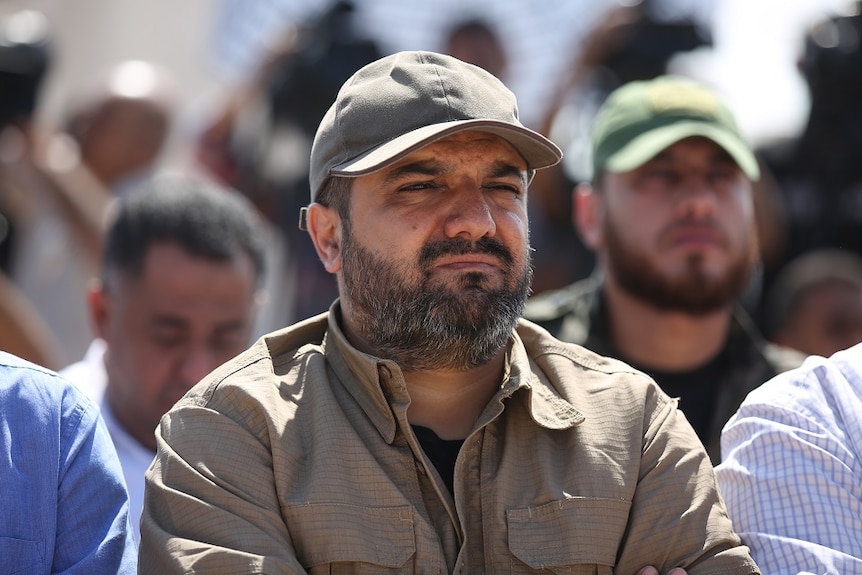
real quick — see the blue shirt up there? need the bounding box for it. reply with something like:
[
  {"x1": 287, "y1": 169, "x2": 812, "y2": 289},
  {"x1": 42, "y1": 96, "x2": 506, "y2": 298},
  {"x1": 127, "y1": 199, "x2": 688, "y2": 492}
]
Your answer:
[
  {"x1": 0, "y1": 352, "x2": 137, "y2": 574},
  {"x1": 716, "y1": 343, "x2": 862, "y2": 574}
]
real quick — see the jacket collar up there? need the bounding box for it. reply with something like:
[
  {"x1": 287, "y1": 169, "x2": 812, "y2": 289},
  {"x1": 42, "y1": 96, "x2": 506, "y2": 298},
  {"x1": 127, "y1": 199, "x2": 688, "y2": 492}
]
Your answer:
[{"x1": 319, "y1": 302, "x2": 584, "y2": 443}]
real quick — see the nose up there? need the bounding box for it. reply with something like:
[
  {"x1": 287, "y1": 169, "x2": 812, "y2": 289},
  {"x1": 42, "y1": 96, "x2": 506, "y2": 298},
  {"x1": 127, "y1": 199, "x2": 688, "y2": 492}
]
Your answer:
[
  {"x1": 177, "y1": 345, "x2": 217, "y2": 387},
  {"x1": 443, "y1": 187, "x2": 497, "y2": 240},
  {"x1": 676, "y1": 174, "x2": 717, "y2": 220}
]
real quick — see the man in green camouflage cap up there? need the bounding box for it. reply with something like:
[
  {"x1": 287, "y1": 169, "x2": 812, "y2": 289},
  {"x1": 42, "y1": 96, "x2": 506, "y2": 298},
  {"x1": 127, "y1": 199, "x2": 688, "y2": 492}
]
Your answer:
[{"x1": 526, "y1": 75, "x2": 804, "y2": 462}]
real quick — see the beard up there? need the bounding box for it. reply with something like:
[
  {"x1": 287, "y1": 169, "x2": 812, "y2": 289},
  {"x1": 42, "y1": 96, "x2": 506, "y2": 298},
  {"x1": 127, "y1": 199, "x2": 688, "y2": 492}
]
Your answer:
[
  {"x1": 604, "y1": 217, "x2": 756, "y2": 315},
  {"x1": 339, "y1": 223, "x2": 531, "y2": 371}
]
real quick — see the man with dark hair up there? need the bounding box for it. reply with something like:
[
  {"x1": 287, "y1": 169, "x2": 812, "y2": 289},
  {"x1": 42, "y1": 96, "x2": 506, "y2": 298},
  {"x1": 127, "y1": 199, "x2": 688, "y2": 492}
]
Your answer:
[
  {"x1": 62, "y1": 173, "x2": 267, "y2": 543},
  {"x1": 525, "y1": 75, "x2": 804, "y2": 462},
  {"x1": 140, "y1": 52, "x2": 757, "y2": 573},
  {"x1": 764, "y1": 248, "x2": 862, "y2": 357}
]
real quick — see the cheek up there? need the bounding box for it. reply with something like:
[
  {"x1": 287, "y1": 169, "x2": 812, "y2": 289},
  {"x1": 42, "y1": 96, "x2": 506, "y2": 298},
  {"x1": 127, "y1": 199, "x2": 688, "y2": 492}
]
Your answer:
[
  {"x1": 602, "y1": 206, "x2": 646, "y2": 248},
  {"x1": 497, "y1": 203, "x2": 529, "y2": 236}
]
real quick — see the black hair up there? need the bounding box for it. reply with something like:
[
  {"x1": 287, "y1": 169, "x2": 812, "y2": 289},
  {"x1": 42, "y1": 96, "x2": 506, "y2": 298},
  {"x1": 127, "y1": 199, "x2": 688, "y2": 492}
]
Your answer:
[
  {"x1": 102, "y1": 174, "x2": 267, "y2": 288},
  {"x1": 314, "y1": 175, "x2": 353, "y2": 222}
]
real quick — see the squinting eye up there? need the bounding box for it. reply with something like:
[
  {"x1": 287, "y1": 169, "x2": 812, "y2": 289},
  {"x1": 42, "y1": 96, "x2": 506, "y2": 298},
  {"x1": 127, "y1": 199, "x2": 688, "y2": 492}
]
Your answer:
[
  {"x1": 487, "y1": 184, "x2": 522, "y2": 195},
  {"x1": 400, "y1": 182, "x2": 437, "y2": 192}
]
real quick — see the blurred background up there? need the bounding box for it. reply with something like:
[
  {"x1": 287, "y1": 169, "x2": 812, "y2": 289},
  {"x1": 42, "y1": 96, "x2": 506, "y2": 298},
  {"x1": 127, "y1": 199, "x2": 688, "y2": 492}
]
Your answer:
[
  {"x1": 3, "y1": 0, "x2": 862, "y2": 368},
  {"x1": 5, "y1": 0, "x2": 853, "y2": 150}
]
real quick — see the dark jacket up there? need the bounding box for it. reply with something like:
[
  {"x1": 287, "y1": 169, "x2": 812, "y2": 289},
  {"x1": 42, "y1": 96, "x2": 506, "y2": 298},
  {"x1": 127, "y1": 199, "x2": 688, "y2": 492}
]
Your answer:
[{"x1": 524, "y1": 275, "x2": 806, "y2": 462}]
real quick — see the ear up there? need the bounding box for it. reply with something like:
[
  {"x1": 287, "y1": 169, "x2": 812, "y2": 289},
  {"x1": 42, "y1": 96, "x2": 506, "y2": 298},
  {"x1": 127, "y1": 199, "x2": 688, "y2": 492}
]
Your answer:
[
  {"x1": 87, "y1": 278, "x2": 111, "y2": 339},
  {"x1": 306, "y1": 203, "x2": 343, "y2": 273},
  {"x1": 573, "y1": 182, "x2": 604, "y2": 251}
]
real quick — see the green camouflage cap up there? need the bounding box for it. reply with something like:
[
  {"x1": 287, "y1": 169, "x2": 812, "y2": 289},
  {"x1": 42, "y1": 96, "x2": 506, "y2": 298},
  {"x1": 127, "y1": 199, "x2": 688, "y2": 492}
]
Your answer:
[{"x1": 591, "y1": 76, "x2": 759, "y2": 180}]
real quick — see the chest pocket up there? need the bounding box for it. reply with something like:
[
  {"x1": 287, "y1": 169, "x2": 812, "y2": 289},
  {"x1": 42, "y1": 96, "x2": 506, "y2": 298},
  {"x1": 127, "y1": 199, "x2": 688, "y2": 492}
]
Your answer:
[
  {"x1": 283, "y1": 503, "x2": 416, "y2": 574},
  {"x1": 507, "y1": 497, "x2": 631, "y2": 574},
  {"x1": 0, "y1": 537, "x2": 45, "y2": 575}
]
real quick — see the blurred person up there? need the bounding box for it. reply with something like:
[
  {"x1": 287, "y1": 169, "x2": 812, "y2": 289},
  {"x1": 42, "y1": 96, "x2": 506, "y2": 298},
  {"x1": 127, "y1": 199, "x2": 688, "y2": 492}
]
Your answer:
[
  {"x1": 530, "y1": 1, "x2": 714, "y2": 297},
  {"x1": 525, "y1": 76, "x2": 804, "y2": 462},
  {"x1": 63, "y1": 59, "x2": 176, "y2": 196},
  {"x1": 760, "y1": 2, "x2": 862, "y2": 285},
  {"x1": 196, "y1": 0, "x2": 382, "y2": 325},
  {"x1": 0, "y1": 350, "x2": 137, "y2": 573},
  {"x1": 0, "y1": 270, "x2": 63, "y2": 368},
  {"x1": 61, "y1": 173, "x2": 267, "y2": 543},
  {"x1": 763, "y1": 248, "x2": 862, "y2": 358},
  {"x1": 442, "y1": 17, "x2": 508, "y2": 82},
  {"x1": 0, "y1": 9, "x2": 110, "y2": 367},
  {"x1": 716, "y1": 342, "x2": 862, "y2": 573},
  {"x1": 140, "y1": 51, "x2": 757, "y2": 574}
]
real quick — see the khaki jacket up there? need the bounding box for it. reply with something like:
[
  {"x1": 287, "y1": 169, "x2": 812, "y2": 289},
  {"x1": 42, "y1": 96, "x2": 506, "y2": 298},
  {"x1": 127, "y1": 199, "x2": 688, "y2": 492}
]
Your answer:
[{"x1": 140, "y1": 306, "x2": 758, "y2": 574}]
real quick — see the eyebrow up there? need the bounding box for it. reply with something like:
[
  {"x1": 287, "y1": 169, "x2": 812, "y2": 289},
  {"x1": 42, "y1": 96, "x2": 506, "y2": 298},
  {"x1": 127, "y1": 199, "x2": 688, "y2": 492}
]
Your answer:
[
  {"x1": 488, "y1": 161, "x2": 529, "y2": 186},
  {"x1": 382, "y1": 160, "x2": 444, "y2": 185},
  {"x1": 382, "y1": 159, "x2": 528, "y2": 186},
  {"x1": 150, "y1": 315, "x2": 246, "y2": 334}
]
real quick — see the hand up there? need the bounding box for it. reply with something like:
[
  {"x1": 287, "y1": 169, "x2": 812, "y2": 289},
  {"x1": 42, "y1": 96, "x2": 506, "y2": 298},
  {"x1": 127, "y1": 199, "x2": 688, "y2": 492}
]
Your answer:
[{"x1": 636, "y1": 568, "x2": 688, "y2": 575}]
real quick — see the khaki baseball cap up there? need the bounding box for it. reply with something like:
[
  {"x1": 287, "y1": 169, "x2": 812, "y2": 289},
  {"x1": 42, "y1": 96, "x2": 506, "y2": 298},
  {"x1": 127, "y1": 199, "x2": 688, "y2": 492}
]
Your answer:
[
  {"x1": 306, "y1": 50, "x2": 562, "y2": 212},
  {"x1": 591, "y1": 75, "x2": 759, "y2": 181}
]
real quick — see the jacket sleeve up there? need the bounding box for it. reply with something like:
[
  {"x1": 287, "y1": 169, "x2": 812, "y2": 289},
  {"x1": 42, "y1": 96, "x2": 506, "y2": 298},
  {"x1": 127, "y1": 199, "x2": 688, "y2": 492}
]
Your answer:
[
  {"x1": 56, "y1": 387, "x2": 138, "y2": 574},
  {"x1": 615, "y1": 389, "x2": 761, "y2": 575},
  {"x1": 139, "y1": 402, "x2": 308, "y2": 574}
]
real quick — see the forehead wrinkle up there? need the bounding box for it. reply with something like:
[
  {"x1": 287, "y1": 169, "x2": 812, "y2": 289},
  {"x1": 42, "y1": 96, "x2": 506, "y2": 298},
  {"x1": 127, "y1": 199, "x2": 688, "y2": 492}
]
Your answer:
[{"x1": 381, "y1": 160, "x2": 445, "y2": 185}]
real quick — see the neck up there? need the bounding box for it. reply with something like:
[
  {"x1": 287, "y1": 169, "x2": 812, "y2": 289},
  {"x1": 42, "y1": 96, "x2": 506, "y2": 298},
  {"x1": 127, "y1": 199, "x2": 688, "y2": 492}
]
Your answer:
[
  {"x1": 105, "y1": 383, "x2": 158, "y2": 452},
  {"x1": 402, "y1": 350, "x2": 506, "y2": 440},
  {"x1": 603, "y1": 279, "x2": 732, "y2": 372}
]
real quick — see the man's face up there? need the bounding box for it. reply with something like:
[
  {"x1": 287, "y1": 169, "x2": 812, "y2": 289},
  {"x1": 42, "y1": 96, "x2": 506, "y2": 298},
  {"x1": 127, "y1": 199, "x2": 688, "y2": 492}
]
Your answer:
[
  {"x1": 321, "y1": 130, "x2": 532, "y2": 371},
  {"x1": 775, "y1": 279, "x2": 862, "y2": 358},
  {"x1": 92, "y1": 241, "x2": 259, "y2": 451},
  {"x1": 596, "y1": 137, "x2": 757, "y2": 314},
  {"x1": 81, "y1": 98, "x2": 169, "y2": 189}
]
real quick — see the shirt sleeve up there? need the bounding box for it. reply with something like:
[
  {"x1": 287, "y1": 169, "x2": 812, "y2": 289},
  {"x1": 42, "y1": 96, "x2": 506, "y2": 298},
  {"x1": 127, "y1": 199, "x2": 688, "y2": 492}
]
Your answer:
[
  {"x1": 139, "y1": 403, "x2": 307, "y2": 574},
  {"x1": 616, "y1": 390, "x2": 760, "y2": 574},
  {"x1": 716, "y1": 356, "x2": 862, "y2": 574},
  {"x1": 54, "y1": 385, "x2": 138, "y2": 574}
]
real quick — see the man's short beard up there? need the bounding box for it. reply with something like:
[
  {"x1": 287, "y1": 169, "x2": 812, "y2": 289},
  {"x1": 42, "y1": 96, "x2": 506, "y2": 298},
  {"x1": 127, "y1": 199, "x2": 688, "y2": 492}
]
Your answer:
[
  {"x1": 340, "y1": 221, "x2": 531, "y2": 371},
  {"x1": 605, "y1": 220, "x2": 755, "y2": 315}
]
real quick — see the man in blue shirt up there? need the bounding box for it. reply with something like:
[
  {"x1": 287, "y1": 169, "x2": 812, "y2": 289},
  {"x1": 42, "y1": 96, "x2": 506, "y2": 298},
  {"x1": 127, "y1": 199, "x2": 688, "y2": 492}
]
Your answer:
[{"x1": 0, "y1": 351, "x2": 137, "y2": 574}]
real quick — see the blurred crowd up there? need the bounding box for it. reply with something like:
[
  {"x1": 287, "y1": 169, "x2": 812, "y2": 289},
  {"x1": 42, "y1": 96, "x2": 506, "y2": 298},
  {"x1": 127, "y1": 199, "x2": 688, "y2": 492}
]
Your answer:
[{"x1": 4, "y1": 0, "x2": 861, "y2": 369}]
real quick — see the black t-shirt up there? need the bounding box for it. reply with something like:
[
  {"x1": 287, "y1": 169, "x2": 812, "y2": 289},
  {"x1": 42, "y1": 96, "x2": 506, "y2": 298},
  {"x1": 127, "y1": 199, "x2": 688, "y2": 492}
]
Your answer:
[
  {"x1": 626, "y1": 350, "x2": 726, "y2": 442},
  {"x1": 412, "y1": 425, "x2": 464, "y2": 496}
]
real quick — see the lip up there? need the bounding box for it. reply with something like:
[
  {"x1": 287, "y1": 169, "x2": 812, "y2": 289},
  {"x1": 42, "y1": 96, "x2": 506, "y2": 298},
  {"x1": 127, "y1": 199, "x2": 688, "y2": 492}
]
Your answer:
[
  {"x1": 664, "y1": 226, "x2": 724, "y2": 249},
  {"x1": 432, "y1": 254, "x2": 502, "y2": 270}
]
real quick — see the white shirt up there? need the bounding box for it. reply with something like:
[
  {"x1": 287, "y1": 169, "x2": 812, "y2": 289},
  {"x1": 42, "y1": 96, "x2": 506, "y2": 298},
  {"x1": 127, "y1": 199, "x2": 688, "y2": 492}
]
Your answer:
[
  {"x1": 715, "y1": 343, "x2": 862, "y2": 575},
  {"x1": 61, "y1": 340, "x2": 155, "y2": 544}
]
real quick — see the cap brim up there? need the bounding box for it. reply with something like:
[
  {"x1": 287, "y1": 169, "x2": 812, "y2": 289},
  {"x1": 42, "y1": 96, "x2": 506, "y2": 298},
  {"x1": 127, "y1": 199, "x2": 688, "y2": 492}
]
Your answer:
[
  {"x1": 330, "y1": 119, "x2": 562, "y2": 177},
  {"x1": 605, "y1": 121, "x2": 760, "y2": 180}
]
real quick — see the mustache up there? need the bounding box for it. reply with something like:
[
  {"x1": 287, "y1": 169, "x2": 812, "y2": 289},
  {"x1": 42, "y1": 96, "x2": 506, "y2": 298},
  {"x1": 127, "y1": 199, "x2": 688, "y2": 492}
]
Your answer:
[
  {"x1": 661, "y1": 218, "x2": 727, "y2": 241},
  {"x1": 418, "y1": 236, "x2": 515, "y2": 267}
]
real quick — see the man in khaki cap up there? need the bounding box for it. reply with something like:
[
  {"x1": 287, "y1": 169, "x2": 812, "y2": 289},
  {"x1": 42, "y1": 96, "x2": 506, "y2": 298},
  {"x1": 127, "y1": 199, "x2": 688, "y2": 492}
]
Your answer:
[
  {"x1": 525, "y1": 76, "x2": 803, "y2": 463},
  {"x1": 139, "y1": 52, "x2": 758, "y2": 574}
]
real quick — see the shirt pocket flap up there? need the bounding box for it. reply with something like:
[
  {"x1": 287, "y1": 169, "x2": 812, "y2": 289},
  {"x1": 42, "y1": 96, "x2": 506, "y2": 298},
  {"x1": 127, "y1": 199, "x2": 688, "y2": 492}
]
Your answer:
[
  {"x1": 507, "y1": 497, "x2": 631, "y2": 567},
  {"x1": 283, "y1": 503, "x2": 416, "y2": 568}
]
